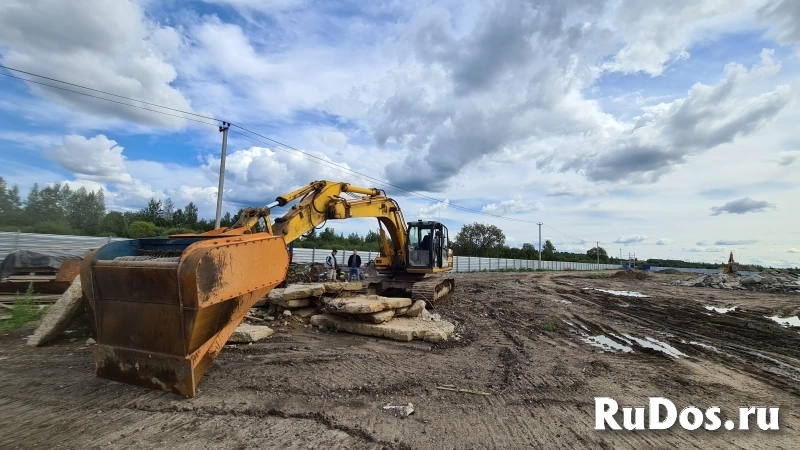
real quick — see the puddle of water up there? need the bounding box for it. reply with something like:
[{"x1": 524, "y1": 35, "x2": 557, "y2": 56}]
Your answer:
[
  {"x1": 621, "y1": 334, "x2": 685, "y2": 358},
  {"x1": 705, "y1": 305, "x2": 736, "y2": 313},
  {"x1": 767, "y1": 315, "x2": 800, "y2": 327},
  {"x1": 581, "y1": 334, "x2": 633, "y2": 353},
  {"x1": 586, "y1": 288, "x2": 648, "y2": 297}
]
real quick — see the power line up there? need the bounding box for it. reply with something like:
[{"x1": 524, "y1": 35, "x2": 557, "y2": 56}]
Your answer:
[
  {"x1": 0, "y1": 65, "x2": 604, "y2": 243},
  {"x1": 0, "y1": 64, "x2": 221, "y2": 122},
  {"x1": 230, "y1": 124, "x2": 545, "y2": 224},
  {"x1": 0, "y1": 72, "x2": 220, "y2": 128}
]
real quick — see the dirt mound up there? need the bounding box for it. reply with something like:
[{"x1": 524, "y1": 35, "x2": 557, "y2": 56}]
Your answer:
[
  {"x1": 656, "y1": 268, "x2": 683, "y2": 275},
  {"x1": 611, "y1": 270, "x2": 652, "y2": 280}
]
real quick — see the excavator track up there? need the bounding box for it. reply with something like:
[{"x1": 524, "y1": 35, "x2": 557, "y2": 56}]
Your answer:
[{"x1": 411, "y1": 277, "x2": 455, "y2": 304}]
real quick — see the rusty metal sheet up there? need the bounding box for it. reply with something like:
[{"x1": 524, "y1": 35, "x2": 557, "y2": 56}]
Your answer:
[
  {"x1": 94, "y1": 345, "x2": 196, "y2": 397},
  {"x1": 92, "y1": 262, "x2": 179, "y2": 305},
  {"x1": 96, "y1": 299, "x2": 185, "y2": 355},
  {"x1": 179, "y1": 236, "x2": 289, "y2": 308}
]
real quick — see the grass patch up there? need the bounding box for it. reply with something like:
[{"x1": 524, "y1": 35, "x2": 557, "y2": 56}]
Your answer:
[
  {"x1": 585, "y1": 272, "x2": 613, "y2": 279},
  {"x1": 541, "y1": 323, "x2": 557, "y2": 332},
  {"x1": 0, "y1": 283, "x2": 47, "y2": 332}
]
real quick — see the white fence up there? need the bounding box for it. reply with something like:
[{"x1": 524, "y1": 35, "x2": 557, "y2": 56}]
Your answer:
[
  {"x1": 0, "y1": 231, "x2": 128, "y2": 261},
  {"x1": 288, "y1": 247, "x2": 619, "y2": 272},
  {"x1": 0, "y1": 231, "x2": 761, "y2": 275}
]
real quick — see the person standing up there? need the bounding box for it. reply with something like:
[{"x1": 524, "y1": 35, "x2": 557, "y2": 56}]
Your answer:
[
  {"x1": 347, "y1": 249, "x2": 362, "y2": 282},
  {"x1": 326, "y1": 249, "x2": 338, "y2": 280}
]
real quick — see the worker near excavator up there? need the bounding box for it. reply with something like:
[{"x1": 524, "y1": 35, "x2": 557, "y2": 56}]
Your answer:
[
  {"x1": 326, "y1": 249, "x2": 339, "y2": 280},
  {"x1": 348, "y1": 249, "x2": 362, "y2": 282}
]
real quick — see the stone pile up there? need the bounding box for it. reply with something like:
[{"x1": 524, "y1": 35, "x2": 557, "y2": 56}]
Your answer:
[
  {"x1": 671, "y1": 269, "x2": 800, "y2": 293},
  {"x1": 244, "y1": 282, "x2": 456, "y2": 343}
]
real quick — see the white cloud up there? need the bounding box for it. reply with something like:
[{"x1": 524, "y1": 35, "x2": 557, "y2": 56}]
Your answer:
[
  {"x1": 685, "y1": 246, "x2": 727, "y2": 252},
  {"x1": 788, "y1": 248, "x2": 800, "y2": 253},
  {"x1": 0, "y1": 0, "x2": 197, "y2": 130},
  {"x1": 418, "y1": 199, "x2": 449, "y2": 219},
  {"x1": 47, "y1": 135, "x2": 133, "y2": 184},
  {"x1": 481, "y1": 196, "x2": 542, "y2": 216},
  {"x1": 656, "y1": 239, "x2": 670, "y2": 245},
  {"x1": 605, "y1": 0, "x2": 768, "y2": 76},
  {"x1": 614, "y1": 235, "x2": 648, "y2": 244}
]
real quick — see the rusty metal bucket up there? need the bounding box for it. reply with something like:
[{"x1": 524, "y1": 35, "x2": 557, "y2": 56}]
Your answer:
[{"x1": 80, "y1": 234, "x2": 289, "y2": 397}]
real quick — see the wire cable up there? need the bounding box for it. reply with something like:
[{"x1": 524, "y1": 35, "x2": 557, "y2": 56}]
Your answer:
[
  {"x1": 0, "y1": 72, "x2": 220, "y2": 127},
  {"x1": 0, "y1": 64, "x2": 221, "y2": 122},
  {"x1": 231, "y1": 124, "x2": 545, "y2": 224},
  {"x1": 0, "y1": 65, "x2": 605, "y2": 244}
]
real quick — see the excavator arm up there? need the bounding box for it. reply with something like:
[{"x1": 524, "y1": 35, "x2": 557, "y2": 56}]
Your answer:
[{"x1": 79, "y1": 180, "x2": 418, "y2": 397}]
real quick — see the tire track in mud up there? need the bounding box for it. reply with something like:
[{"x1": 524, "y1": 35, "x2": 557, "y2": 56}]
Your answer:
[{"x1": 542, "y1": 275, "x2": 800, "y2": 396}]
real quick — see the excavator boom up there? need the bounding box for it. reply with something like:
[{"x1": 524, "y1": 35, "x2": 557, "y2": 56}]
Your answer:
[{"x1": 81, "y1": 180, "x2": 453, "y2": 397}]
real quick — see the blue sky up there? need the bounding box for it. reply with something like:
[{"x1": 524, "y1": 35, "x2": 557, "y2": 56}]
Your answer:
[{"x1": 1, "y1": 0, "x2": 799, "y2": 267}]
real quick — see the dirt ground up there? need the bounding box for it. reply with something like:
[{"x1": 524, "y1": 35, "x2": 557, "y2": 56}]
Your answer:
[{"x1": 1, "y1": 270, "x2": 799, "y2": 449}]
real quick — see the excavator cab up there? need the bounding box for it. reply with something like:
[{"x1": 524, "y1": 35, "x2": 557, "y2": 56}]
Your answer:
[{"x1": 406, "y1": 220, "x2": 452, "y2": 271}]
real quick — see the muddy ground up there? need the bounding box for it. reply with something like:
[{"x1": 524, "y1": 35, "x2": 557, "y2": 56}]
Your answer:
[{"x1": 1, "y1": 271, "x2": 799, "y2": 449}]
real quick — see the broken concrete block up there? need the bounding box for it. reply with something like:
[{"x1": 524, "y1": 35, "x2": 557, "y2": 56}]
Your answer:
[
  {"x1": 741, "y1": 276, "x2": 763, "y2": 285},
  {"x1": 323, "y1": 295, "x2": 412, "y2": 314},
  {"x1": 360, "y1": 309, "x2": 394, "y2": 323},
  {"x1": 292, "y1": 308, "x2": 319, "y2": 318},
  {"x1": 323, "y1": 282, "x2": 363, "y2": 293},
  {"x1": 268, "y1": 289, "x2": 285, "y2": 302},
  {"x1": 228, "y1": 324, "x2": 274, "y2": 343},
  {"x1": 270, "y1": 297, "x2": 311, "y2": 309},
  {"x1": 394, "y1": 306, "x2": 410, "y2": 316},
  {"x1": 282, "y1": 283, "x2": 325, "y2": 300},
  {"x1": 310, "y1": 313, "x2": 454, "y2": 342},
  {"x1": 405, "y1": 300, "x2": 426, "y2": 317},
  {"x1": 27, "y1": 276, "x2": 85, "y2": 347}
]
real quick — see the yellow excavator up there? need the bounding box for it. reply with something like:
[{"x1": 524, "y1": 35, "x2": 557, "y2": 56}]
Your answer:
[{"x1": 80, "y1": 180, "x2": 454, "y2": 396}]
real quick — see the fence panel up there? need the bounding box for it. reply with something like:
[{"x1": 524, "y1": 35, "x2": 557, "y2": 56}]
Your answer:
[{"x1": 0, "y1": 232, "x2": 763, "y2": 276}]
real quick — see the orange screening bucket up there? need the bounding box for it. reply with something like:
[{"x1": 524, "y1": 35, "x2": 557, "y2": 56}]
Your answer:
[{"x1": 80, "y1": 234, "x2": 289, "y2": 397}]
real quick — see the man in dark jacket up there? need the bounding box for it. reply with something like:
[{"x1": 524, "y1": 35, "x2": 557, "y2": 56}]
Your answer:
[{"x1": 347, "y1": 250, "x2": 362, "y2": 282}]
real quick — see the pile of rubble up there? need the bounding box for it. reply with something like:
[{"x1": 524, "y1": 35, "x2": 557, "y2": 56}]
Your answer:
[
  {"x1": 671, "y1": 268, "x2": 800, "y2": 293},
  {"x1": 238, "y1": 282, "x2": 456, "y2": 343}
]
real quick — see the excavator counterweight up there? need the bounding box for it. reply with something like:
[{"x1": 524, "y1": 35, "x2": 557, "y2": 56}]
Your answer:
[{"x1": 81, "y1": 180, "x2": 454, "y2": 396}]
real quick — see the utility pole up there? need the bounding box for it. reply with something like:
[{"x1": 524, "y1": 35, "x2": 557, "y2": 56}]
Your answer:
[
  {"x1": 596, "y1": 241, "x2": 600, "y2": 269},
  {"x1": 537, "y1": 222, "x2": 543, "y2": 270},
  {"x1": 214, "y1": 122, "x2": 230, "y2": 229}
]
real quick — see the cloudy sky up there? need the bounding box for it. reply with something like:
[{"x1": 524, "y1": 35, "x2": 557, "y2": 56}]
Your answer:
[{"x1": 1, "y1": 0, "x2": 798, "y2": 267}]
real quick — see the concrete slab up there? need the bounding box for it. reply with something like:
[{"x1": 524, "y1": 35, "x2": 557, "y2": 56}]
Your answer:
[
  {"x1": 271, "y1": 297, "x2": 312, "y2": 309},
  {"x1": 282, "y1": 283, "x2": 325, "y2": 300},
  {"x1": 405, "y1": 300, "x2": 426, "y2": 317},
  {"x1": 310, "y1": 313, "x2": 455, "y2": 342},
  {"x1": 27, "y1": 276, "x2": 84, "y2": 347},
  {"x1": 323, "y1": 295, "x2": 412, "y2": 314},
  {"x1": 228, "y1": 324, "x2": 274, "y2": 343},
  {"x1": 323, "y1": 282, "x2": 363, "y2": 293}
]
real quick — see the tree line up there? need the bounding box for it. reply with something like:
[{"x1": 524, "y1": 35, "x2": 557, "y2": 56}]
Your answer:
[{"x1": 0, "y1": 178, "x2": 779, "y2": 270}]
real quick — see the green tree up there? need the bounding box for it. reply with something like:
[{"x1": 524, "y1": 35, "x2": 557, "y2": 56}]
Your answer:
[
  {"x1": 0, "y1": 177, "x2": 23, "y2": 225},
  {"x1": 542, "y1": 240, "x2": 556, "y2": 260},
  {"x1": 184, "y1": 202, "x2": 199, "y2": 226},
  {"x1": 521, "y1": 243, "x2": 539, "y2": 260},
  {"x1": 586, "y1": 246, "x2": 609, "y2": 263},
  {"x1": 139, "y1": 199, "x2": 162, "y2": 223},
  {"x1": 127, "y1": 221, "x2": 159, "y2": 238},
  {"x1": 100, "y1": 211, "x2": 126, "y2": 236},
  {"x1": 452, "y1": 223, "x2": 506, "y2": 257},
  {"x1": 157, "y1": 197, "x2": 175, "y2": 227},
  {"x1": 23, "y1": 183, "x2": 45, "y2": 224}
]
